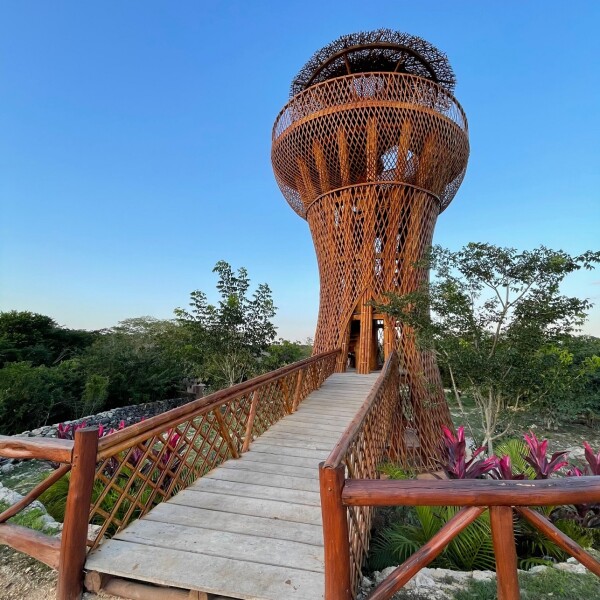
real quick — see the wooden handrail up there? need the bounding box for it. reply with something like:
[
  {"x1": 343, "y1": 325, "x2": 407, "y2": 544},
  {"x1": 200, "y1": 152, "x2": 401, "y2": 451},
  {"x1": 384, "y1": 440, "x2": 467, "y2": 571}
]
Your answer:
[
  {"x1": 89, "y1": 350, "x2": 342, "y2": 549},
  {"x1": 364, "y1": 501, "x2": 600, "y2": 600},
  {"x1": 97, "y1": 349, "x2": 340, "y2": 456},
  {"x1": 315, "y1": 351, "x2": 600, "y2": 600},
  {"x1": 324, "y1": 351, "x2": 397, "y2": 468},
  {"x1": 272, "y1": 72, "x2": 468, "y2": 141},
  {"x1": 0, "y1": 436, "x2": 74, "y2": 463},
  {"x1": 0, "y1": 353, "x2": 341, "y2": 600},
  {"x1": 342, "y1": 477, "x2": 600, "y2": 507}
]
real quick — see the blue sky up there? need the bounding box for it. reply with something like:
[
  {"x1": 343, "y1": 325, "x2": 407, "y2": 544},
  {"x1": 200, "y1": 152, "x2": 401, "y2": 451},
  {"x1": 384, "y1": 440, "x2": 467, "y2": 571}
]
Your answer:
[{"x1": 1, "y1": 1, "x2": 599, "y2": 340}]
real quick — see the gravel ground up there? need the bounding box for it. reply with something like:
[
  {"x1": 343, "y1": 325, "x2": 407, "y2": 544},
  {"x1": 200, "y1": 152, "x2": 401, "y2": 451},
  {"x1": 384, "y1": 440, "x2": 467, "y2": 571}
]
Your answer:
[{"x1": 0, "y1": 547, "x2": 118, "y2": 600}]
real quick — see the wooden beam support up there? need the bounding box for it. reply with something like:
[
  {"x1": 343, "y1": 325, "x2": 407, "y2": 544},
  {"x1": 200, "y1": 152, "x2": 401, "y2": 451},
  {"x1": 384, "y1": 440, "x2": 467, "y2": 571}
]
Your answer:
[
  {"x1": 242, "y1": 390, "x2": 260, "y2": 452},
  {"x1": 84, "y1": 572, "x2": 208, "y2": 600},
  {"x1": 0, "y1": 463, "x2": 71, "y2": 524},
  {"x1": 368, "y1": 507, "x2": 485, "y2": 600},
  {"x1": 214, "y1": 410, "x2": 239, "y2": 459},
  {"x1": 291, "y1": 370, "x2": 305, "y2": 412},
  {"x1": 0, "y1": 522, "x2": 60, "y2": 569}
]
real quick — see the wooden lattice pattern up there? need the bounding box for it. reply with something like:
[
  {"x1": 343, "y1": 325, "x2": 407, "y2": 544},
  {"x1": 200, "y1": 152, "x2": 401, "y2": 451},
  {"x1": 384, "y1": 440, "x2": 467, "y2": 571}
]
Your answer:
[
  {"x1": 324, "y1": 351, "x2": 401, "y2": 593},
  {"x1": 306, "y1": 183, "x2": 451, "y2": 466},
  {"x1": 272, "y1": 71, "x2": 468, "y2": 217},
  {"x1": 88, "y1": 351, "x2": 339, "y2": 548}
]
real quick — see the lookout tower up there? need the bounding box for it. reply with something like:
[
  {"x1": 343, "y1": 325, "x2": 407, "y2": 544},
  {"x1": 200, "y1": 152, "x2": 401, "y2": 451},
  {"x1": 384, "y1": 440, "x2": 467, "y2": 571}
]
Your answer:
[{"x1": 271, "y1": 30, "x2": 469, "y2": 451}]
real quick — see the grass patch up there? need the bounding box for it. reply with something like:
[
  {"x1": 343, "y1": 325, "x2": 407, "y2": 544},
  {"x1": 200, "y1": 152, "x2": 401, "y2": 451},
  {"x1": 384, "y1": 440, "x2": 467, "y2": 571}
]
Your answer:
[
  {"x1": 0, "y1": 500, "x2": 58, "y2": 535},
  {"x1": 453, "y1": 568, "x2": 600, "y2": 600}
]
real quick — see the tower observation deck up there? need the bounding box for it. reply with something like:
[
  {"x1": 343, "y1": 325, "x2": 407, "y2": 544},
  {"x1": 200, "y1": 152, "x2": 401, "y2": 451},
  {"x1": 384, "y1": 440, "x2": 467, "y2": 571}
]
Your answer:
[{"x1": 271, "y1": 29, "x2": 469, "y2": 455}]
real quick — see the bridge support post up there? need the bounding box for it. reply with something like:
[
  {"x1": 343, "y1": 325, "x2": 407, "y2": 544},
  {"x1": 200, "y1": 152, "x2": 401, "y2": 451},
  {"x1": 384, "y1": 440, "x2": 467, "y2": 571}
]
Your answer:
[
  {"x1": 57, "y1": 427, "x2": 98, "y2": 600},
  {"x1": 319, "y1": 463, "x2": 352, "y2": 600}
]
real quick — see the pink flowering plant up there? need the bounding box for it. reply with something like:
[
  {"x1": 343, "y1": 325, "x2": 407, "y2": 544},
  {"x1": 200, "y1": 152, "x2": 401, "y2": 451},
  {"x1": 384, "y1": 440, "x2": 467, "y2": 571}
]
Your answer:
[
  {"x1": 522, "y1": 431, "x2": 570, "y2": 479},
  {"x1": 440, "y1": 426, "x2": 600, "y2": 537},
  {"x1": 442, "y1": 425, "x2": 498, "y2": 479}
]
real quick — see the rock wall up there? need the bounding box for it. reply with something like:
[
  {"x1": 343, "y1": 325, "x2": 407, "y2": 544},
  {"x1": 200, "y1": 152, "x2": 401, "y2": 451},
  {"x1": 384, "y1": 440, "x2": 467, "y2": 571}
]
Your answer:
[{"x1": 18, "y1": 397, "x2": 193, "y2": 438}]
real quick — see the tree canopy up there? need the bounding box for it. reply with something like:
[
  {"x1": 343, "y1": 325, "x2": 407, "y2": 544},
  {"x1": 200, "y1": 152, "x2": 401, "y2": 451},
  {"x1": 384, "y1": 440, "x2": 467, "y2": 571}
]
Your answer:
[
  {"x1": 378, "y1": 243, "x2": 600, "y2": 452},
  {"x1": 174, "y1": 260, "x2": 277, "y2": 387}
]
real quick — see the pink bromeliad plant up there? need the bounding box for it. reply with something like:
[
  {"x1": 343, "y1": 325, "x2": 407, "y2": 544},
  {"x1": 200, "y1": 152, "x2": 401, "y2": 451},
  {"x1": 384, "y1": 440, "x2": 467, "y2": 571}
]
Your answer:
[
  {"x1": 442, "y1": 425, "x2": 600, "y2": 483},
  {"x1": 57, "y1": 419, "x2": 128, "y2": 440},
  {"x1": 442, "y1": 425, "x2": 498, "y2": 479},
  {"x1": 523, "y1": 430, "x2": 570, "y2": 479},
  {"x1": 583, "y1": 442, "x2": 600, "y2": 476},
  {"x1": 490, "y1": 455, "x2": 527, "y2": 481}
]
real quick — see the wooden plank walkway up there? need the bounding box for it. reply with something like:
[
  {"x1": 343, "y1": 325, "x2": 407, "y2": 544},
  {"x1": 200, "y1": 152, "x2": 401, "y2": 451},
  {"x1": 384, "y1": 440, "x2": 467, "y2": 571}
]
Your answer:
[{"x1": 85, "y1": 372, "x2": 379, "y2": 600}]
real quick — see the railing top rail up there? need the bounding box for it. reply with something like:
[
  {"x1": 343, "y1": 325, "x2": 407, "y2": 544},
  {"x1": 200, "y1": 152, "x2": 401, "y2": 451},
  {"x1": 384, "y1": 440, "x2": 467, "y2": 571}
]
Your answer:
[
  {"x1": 323, "y1": 351, "x2": 398, "y2": 469},
  {"x1": 272, "y1": 72, "x2": 468, "y2": 141},
  {"x1": 0, "y1": 435, "x2": 74, "y2": 463},
  {"x1": 97, "y1": 349, "x2": 341, "y2": 454},
  {"x1": 343, "y1": 476, "x2": 600, "y2": 507}
]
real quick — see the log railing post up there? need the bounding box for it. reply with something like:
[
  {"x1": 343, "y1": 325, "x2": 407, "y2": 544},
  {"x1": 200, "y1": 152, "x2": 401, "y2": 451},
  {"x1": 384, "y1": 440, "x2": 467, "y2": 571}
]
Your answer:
[
  {"x1": 490, "y1": 506, "x2": 520, "y2": 600},
  {"x1": 57, "y1": 427, "x2": 99, "y2": 600},
  {"x1": 319, "y1": 463, "x2": 352, "y2": 600}
]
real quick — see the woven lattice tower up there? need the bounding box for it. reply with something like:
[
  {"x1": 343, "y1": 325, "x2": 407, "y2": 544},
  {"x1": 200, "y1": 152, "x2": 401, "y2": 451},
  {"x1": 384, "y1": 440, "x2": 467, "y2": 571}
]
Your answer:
[{"x1": 271, "y1": 30, "x2": 469, "y2": 466}]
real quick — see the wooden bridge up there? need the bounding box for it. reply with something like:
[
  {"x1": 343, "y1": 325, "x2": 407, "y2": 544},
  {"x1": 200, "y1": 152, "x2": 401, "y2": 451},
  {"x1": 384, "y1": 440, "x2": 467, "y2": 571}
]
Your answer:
[
  {"x1": 1, "y1": 349, "x2": 600, "y2": 600},
  {"x1": 85, "y1": 371, "x2": 379, "y2": 599}
]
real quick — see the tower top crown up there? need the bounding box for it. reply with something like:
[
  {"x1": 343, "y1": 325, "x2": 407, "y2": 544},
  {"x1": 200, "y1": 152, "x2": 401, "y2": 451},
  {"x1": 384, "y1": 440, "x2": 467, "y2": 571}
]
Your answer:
[{"x1": 290, "y1": 29, "x2": 456, "y2": 98}]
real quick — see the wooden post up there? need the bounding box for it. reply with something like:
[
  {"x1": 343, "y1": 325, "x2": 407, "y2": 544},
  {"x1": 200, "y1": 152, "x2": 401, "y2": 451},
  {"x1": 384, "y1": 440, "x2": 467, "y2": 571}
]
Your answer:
[
  {"x1": 291, "y1": 370, "x2": 304, "y2": 412},
  {"x1": 57, "y1": 427, "x2": 99, "y2": 600},
  {"x1": 319, "y1": 463, "x2": 352, "y2": 600},
  {"x1": 490, "y1": 506, "x2": 520, "y2": 600},
  {"x1": 242, "y1": 390, "x2": 260, "y2": 452},
  {"x1": 214, "y1": 410, "x2": 240, "y2": 459}
]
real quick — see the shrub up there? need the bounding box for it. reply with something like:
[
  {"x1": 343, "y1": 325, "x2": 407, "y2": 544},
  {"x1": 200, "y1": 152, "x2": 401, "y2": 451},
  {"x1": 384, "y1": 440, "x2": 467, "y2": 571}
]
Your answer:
[{"x1": 369, "y1": 431, "x2": 600, "y2": 573}]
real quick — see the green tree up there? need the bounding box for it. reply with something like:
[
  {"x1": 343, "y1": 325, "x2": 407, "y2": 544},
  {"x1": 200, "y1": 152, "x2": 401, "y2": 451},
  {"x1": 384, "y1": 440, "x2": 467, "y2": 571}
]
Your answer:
[
  {"x1": 378, "y1": 243, "x2": 600, "y2": 453},
  {"x1": 260, "y1": 338, "x2": 313, "y2": 372},
  {"x1": 175, "y1": 261, "x2": 277, "y2": 388},
  {"x1": 79, "y1": 374, "x2": 109, "y2": 418},
  {"x1": 0, "y1": 360, "x2": 84, "y2": 434},
  {"x1": 0, "y1": 310, "x2": 95, "y2": 367},
  {"x1": 539, "y1": 335, "x2": 600, "y2": 426},
  {"x1": 81, "y1": 317, "x2": 185, "y2": 407}
]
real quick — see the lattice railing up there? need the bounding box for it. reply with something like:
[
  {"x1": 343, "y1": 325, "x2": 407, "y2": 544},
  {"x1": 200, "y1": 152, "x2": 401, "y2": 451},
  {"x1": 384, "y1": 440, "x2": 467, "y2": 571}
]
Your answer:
[
  {"x1": 273, "y1": 72, "x2": 468, "y2": 141},
  {"x1": 321, "y1": 351, "x2": 401, "y2": 594},
  {"x1": 89, "y1": 349, "x2": 340, "y2": 548}
]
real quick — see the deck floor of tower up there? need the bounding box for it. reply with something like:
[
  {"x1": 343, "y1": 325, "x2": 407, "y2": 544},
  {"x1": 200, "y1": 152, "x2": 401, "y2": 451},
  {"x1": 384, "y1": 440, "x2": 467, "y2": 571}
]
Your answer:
[{"x1": 85, "y1": 372, "x2": 380, "y2": 600}]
